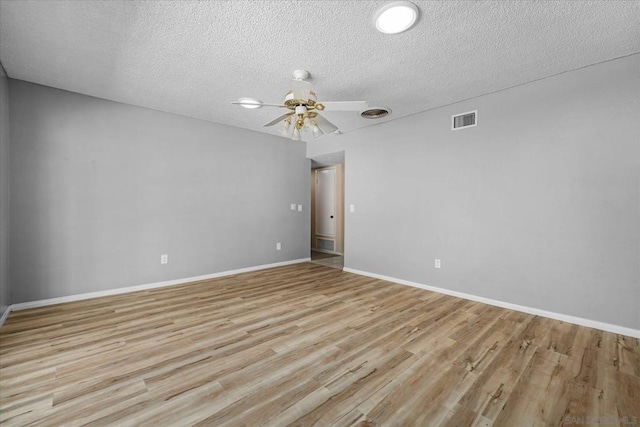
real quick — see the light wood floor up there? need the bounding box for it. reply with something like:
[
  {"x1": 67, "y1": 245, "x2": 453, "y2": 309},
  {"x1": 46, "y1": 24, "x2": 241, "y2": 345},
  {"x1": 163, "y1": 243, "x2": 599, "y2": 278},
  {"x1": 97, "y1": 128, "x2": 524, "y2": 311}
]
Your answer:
[
  {"x1": 310, "y1": 251, "x2": 344, "y2": 270},
  {"x1": 1, "y1": 263, "x2": 638, "y2": 426}
]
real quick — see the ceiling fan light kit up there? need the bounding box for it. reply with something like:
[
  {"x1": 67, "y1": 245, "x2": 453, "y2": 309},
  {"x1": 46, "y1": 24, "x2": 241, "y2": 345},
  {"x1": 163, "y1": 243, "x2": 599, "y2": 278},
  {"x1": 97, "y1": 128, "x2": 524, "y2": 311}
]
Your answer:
[
  {"x1": 375, "y1": 1, "x2": 419, "y2": 34},
  {"x1": 233, "y1": 70, "x2": 370, "y2": 141}
]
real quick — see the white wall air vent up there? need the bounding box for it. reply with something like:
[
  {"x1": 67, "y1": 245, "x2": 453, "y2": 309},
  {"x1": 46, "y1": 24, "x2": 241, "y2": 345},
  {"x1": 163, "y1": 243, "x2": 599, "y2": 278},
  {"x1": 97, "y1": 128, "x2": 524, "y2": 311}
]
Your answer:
[
  {"x1": 452, "y1": 110, "x2": 477, "y2": 130},
  {"x1": 317, "y1": 238, "x2": 335, "y2": 251}
]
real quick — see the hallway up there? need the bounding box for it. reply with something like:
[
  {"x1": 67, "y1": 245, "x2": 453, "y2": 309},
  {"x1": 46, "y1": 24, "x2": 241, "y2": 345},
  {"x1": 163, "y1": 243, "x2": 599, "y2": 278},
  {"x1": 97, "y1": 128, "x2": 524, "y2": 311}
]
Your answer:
[{"x1": 309, "y1": 250, "x2": 343, "y2": 270}]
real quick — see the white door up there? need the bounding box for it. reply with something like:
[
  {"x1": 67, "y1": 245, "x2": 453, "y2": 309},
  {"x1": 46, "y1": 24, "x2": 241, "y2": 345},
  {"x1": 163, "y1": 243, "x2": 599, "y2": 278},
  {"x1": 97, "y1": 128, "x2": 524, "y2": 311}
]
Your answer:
[{"x1": 316, "y1": 168, "x2": 336, "y2": 236}]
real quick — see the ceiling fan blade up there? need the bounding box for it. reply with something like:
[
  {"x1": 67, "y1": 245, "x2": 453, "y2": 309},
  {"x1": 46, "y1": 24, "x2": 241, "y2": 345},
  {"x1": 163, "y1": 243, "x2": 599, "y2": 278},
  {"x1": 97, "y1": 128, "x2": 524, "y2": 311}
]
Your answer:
[
  {"x1": 314, "y1": 114, "x2": 339, "y2": 133},
  {"x1": 231, "y1": 101, "x2": 285, "y2": 108},
  {"x1": 263, "y1": 112, "x2": 294, "y2": 127},
  {"x1": 319, "y1": 101, "x2": 369, "y2": 112}
]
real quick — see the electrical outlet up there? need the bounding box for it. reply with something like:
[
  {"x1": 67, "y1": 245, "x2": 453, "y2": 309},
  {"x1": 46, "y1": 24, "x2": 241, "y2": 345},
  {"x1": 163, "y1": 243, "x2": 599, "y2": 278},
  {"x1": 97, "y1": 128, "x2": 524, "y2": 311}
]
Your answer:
[
  {"x1": 276, "y1": 242, "x2": 281, "y2": 251},
  {"x1": 161, "y1": 254, "x2": 168, "y2": 264},
  {"x1": 435, "y1": 259, "x2": 441, "y2": 269}
]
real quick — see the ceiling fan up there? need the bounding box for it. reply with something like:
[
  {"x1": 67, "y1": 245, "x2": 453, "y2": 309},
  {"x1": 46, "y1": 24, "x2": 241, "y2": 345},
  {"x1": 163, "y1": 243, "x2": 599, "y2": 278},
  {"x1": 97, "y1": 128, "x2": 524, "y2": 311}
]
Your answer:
[{"x1": 232, "y1": 70, "x2": 368, "y2": 141}]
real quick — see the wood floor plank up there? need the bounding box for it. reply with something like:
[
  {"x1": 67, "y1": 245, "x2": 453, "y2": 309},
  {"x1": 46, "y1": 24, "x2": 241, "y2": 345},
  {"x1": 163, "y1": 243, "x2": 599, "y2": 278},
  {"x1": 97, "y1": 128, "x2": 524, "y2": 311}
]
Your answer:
[
  {"x1": 459, "y1": 334, "x2": 541, "y2": 422},
  {"x1": 1, "y1": 262, "x2": 638, "y2": 426}
]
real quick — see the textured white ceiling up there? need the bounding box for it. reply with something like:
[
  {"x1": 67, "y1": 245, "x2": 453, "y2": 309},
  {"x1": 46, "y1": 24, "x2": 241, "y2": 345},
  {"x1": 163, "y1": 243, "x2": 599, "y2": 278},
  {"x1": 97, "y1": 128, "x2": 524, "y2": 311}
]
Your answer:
[{"x1": 1, "y1": 1, "x2": 639, "y2": 141}]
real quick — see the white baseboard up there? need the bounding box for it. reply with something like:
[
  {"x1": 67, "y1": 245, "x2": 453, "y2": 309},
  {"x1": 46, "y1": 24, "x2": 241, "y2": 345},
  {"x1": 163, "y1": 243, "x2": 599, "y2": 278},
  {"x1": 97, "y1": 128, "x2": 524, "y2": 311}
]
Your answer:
[
  {"x1": 343, "y1": 267, "x2": 640, "y2": 339},
  {"x1": 0, "y1": 305, "x2": 11, "y2": 329},
  {"x1": 9, "y1": 258, "x2": 311, "y2": 312}
]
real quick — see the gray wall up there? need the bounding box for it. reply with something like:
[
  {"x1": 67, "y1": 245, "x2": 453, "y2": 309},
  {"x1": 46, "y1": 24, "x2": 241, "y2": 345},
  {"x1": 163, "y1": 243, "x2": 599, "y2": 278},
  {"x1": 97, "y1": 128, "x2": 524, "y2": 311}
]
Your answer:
[
  {"x1": 9, "y1": 80, "x2": 310, "y2": 303},
  {"x1": 343, "y1": 54, "x2": 640, "y2": 330},
  {"x1": 0, "y1": 64, "x2": 9, "y2": 313}
]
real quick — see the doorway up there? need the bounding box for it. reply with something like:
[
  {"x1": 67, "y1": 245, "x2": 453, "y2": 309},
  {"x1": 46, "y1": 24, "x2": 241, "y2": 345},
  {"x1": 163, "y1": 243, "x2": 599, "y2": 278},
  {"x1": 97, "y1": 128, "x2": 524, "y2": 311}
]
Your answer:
[{"x1": 310, "y1": 160, "x2": 344, "y2": 270}]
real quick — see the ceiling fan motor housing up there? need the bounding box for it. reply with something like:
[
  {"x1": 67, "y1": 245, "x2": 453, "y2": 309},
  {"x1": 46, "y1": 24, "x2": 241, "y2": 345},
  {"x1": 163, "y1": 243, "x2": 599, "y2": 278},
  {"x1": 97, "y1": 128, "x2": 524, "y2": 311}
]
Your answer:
[{"x1": 292, "y1": 69, "x2": 310, "y2": 80}]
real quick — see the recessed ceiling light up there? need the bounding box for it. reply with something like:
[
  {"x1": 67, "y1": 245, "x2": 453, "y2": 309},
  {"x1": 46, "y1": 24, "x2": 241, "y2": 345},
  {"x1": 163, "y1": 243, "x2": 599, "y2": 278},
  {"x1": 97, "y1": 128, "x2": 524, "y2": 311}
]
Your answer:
[
  {"x1": 375, "y1": 1, "x2": 419, "y2": 34},
  {"x1": 361, "y1": 107, "x2": 392, "y2": 119},
  {"x1": 236, "y1": 98, "x2": 263, "y2": 109}
]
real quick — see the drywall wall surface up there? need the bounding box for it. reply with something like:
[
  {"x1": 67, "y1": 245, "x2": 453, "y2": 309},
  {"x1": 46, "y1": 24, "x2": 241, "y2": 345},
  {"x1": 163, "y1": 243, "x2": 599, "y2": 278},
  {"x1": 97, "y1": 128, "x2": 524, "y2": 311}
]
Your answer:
[
  {"x1": 9, "y1": 80, "x2": 310, "y2": 303},
  {"x1": 343, "y1": 54, "x2": 640, "y2": 330},
  {"x1": 307, "y1": 137, "x2": 346, "y2": 159},
  {"x1": 0, "y1": 64, "x2": 10, "y2": 313}
]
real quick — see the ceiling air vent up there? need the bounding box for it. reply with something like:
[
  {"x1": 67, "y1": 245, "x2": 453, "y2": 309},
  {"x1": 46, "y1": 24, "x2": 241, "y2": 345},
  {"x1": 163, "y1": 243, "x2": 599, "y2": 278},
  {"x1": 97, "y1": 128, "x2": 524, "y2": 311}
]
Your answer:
[{"x1": 452, "y1": 110, "x2": 477, "y2": 131}]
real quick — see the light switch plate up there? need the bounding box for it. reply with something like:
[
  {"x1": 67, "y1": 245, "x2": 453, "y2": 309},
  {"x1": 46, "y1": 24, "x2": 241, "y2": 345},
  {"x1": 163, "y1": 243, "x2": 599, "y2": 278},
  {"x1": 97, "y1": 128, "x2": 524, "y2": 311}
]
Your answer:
[
  {"x1": 290, "y1": 203, "x2": 296, "y2": 211},
  {"x1": 349, "y1": 204, "x2": 355, "y2": 213},
  {"x1": 297, "y1": 204, "x2": 302, "y2": 212}
]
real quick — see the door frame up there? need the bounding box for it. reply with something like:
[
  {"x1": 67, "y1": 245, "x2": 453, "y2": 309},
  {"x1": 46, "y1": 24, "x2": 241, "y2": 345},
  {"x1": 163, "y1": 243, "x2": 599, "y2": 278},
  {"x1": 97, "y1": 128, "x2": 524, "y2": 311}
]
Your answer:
[{"x1": 311, "y1": 164, "x2": 344, "y2": 255}]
